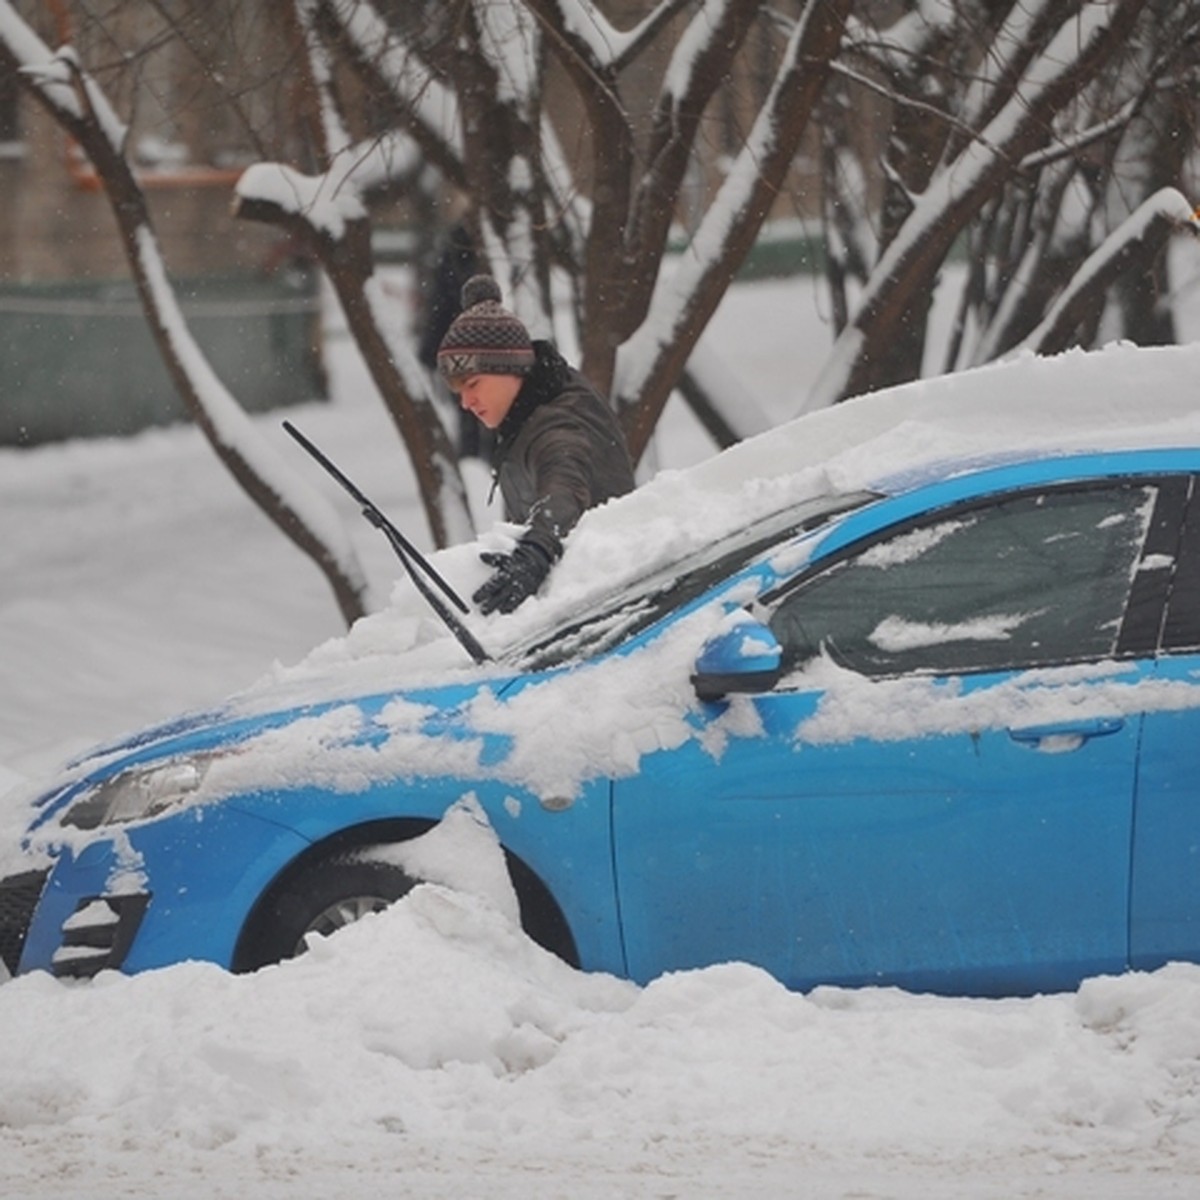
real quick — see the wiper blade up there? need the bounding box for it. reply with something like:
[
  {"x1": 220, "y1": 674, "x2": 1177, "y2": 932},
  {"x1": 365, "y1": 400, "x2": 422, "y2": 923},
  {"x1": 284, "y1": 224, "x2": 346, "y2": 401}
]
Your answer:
[{"x1": 283, "y1": 421, "x2": 491, "y2": 665}]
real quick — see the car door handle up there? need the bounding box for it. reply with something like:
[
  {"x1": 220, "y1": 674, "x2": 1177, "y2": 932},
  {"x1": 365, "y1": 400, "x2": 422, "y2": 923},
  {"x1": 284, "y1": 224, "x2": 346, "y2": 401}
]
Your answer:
[{"x1": 1008, "y1": 717, "x2": 1125, "y2": 751}]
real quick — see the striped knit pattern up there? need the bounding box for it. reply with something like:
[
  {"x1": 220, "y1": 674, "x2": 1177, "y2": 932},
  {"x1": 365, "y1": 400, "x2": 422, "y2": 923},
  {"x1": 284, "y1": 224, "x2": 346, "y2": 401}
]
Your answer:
[{"x1": 437, "y1": 275, "x2": 535, "y2": 380}]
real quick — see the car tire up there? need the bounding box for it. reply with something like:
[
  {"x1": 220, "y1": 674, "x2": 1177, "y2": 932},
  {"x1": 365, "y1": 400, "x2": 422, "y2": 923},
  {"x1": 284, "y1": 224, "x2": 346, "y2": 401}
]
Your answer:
[{"x1": 235, "y1": 853, "x2": 417, "y2": 971}]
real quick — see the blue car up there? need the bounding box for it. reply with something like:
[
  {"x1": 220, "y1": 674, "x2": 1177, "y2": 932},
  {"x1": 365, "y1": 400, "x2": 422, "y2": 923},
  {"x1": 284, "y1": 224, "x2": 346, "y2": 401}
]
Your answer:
[{"x1": 4, "y1": 418, "x2": 1200, "y2": 997}]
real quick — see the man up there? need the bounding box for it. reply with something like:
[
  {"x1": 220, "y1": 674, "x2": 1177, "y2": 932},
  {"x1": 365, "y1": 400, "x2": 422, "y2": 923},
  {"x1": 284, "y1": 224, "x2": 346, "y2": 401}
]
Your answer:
[
  {"x1": 417, "y1": 219, "x2": 485, "y2": 457},
  {"x1": 438, "y1": 274, "x2": 636, "y2": 614}
]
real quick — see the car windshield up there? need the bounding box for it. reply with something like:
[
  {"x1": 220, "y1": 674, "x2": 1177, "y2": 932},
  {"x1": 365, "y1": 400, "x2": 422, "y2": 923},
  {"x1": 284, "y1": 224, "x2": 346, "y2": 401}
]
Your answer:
[{"x1": 512, "y1": 491, "x2": 878, "y2": 670}]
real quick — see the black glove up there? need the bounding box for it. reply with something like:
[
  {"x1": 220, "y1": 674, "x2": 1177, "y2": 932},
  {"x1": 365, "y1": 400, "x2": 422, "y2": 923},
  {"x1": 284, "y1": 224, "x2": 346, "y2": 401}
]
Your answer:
[{"x1": 473, "y1": 540, "x2": 555, "y2": 615}]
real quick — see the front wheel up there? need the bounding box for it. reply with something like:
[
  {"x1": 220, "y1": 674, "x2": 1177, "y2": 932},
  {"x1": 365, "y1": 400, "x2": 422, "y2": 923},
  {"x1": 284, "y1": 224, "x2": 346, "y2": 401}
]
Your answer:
[{"x1": 234, "y1": 854, "x2": 417, "y2": 971}]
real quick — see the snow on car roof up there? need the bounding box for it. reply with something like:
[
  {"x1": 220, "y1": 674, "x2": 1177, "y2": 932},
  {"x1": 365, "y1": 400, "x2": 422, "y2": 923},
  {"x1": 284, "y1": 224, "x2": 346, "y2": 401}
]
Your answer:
[{"x1": 536, "y1": 340, "x2": 1200, "y2": 613}]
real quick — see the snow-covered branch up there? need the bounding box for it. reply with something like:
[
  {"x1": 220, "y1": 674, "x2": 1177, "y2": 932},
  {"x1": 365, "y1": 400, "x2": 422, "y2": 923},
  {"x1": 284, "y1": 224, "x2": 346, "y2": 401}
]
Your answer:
[
  {"x1": 2, "y1": 28, "x2": 125, "y2": 150},
  {"x1": 324, "y1": 0, "x2": 462, "y2": 167},
  {"x1": 477, "y1": 0, "x2": 540, "y2": 109},
  {"x1": 1017, "y1": 188, "x2": 1200, "y2": 356},
  {"x1": 954, "y1": 0, "x2": 1070, "y2": 146},
  {"x1": 614, "y1": 0, "x2": 852, "y2": 452},
  {"x1": 294, "y1": 0, "x2": 352, "y2": 159},
  {"x1": 526, "y1": 0, "x2": 694, "y2": 73},
  {"x1": 235, "y1": 162, "x2": 365, "y2": 242},
  {"x1": 234, "y1": 128, "x2": 424, "y2": 242},
  {"x1": 806, "y1": 0, "x2": 1151, "y2": 411},
  {"x1": 233, "y1": 2, "x2": 473, "y2": 550}
]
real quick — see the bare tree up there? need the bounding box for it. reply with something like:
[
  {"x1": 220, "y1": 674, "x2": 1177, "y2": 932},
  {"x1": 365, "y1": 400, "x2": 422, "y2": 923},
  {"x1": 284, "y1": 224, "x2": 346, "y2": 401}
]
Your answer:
[
  {"x1": 223, "y1": 0, "x2": 855, "y2": 470},
  {"x1": 182, "y1": 0, "x2": 1200, "y2": 446},
  {"x1": 232, "y1": 0, "x2": 475, "y2": 549}
]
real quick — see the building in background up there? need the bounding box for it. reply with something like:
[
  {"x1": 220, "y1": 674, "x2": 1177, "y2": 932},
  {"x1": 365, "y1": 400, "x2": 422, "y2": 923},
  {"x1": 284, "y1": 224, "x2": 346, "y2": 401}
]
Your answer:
[{"x1": 0, "y1": 1, "x2": 325, "y2": 445}]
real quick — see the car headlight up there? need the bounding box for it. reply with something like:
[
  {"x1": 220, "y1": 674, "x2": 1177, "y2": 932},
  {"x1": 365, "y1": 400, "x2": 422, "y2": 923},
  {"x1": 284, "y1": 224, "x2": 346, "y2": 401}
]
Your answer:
[{"x1": 61, "y1": 755, "x2": 215, "y2": 830}]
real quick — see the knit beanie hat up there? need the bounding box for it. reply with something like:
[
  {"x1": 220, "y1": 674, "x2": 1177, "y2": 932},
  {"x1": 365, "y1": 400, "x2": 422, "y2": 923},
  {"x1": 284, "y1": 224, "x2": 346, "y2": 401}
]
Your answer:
[{"x1": 437, "y1": 275, "x2": 536, "y2": 381}]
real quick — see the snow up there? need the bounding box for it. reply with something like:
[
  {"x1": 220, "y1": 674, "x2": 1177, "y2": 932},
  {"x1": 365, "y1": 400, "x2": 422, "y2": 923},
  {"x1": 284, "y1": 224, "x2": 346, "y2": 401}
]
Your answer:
[
  {"x1": 867, "y1": 611, "x2": 1030, "y2": 651},
  {"x1": 375, "y1": 794, "x2": 522, "y2": 925},
  {"x1": 5, "y1": 274, "x2": 1200, "y2": 1196},
  {"x1": 235, "y1": 162, "x2": 368, "y2": 240}
]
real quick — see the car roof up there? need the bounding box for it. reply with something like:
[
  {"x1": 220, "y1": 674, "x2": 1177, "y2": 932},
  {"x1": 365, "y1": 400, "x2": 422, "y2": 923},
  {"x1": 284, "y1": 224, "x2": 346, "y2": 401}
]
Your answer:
[{"x1": 866, "y1": 445, "x2": 1200, "y2": 499}]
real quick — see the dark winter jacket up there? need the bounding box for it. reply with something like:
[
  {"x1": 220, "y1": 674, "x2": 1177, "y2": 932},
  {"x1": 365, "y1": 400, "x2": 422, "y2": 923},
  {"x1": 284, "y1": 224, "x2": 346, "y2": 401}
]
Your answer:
[{"x1": 491, "y1": 342, "x2": 635, "y2": 560}]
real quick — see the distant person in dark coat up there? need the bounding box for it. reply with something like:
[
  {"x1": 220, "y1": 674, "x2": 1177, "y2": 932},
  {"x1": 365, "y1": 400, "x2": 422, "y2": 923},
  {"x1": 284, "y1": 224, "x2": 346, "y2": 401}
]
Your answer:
[
  {"x1": 437, "y1": 274, "x2": 636, "y2": 614},
  {"x1": 418, "y1": 221, "x2": 483, "y2": 456}
]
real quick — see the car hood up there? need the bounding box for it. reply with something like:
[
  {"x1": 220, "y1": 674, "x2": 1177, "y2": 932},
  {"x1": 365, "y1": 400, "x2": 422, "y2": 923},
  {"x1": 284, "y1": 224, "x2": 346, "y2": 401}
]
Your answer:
[
  {"x1": 26, "y1": 669, "x2": 526, "y2": 834},
  {"x1": 27, "y1": 572, "x2": 767, "y2": 850}
]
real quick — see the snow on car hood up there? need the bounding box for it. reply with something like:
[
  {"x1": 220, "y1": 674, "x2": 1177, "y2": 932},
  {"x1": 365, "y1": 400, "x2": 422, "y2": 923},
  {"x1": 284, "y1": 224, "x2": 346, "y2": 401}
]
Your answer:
[{"x1": 25, "y1": 600, "x2": 759, "y2": 855}]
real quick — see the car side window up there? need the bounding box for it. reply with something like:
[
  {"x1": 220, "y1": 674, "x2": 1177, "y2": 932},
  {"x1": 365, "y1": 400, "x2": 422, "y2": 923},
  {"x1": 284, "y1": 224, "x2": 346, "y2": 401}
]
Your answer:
[{"x1": 768, "y1": 483, "x2": 1159, "y2": 678}]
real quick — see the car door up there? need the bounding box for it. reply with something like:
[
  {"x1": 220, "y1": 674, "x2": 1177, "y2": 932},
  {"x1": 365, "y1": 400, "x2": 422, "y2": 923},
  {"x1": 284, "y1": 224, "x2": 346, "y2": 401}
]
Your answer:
[
  {"x1": 1131, "y1": 475, "x2": 1200, "y2": 971},
  {"x1": 613, "y1": 476, "x2": 1178, "y2": 996}
]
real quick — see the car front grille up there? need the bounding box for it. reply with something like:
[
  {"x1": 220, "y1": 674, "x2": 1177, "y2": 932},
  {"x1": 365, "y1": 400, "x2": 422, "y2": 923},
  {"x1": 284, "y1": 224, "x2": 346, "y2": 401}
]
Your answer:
[
  {"x1": 52, "y1": 892, "x2": 151, "y2": 979},
  {"x1": 0, "y1": 868, "x2": 51, "y2": 975}
]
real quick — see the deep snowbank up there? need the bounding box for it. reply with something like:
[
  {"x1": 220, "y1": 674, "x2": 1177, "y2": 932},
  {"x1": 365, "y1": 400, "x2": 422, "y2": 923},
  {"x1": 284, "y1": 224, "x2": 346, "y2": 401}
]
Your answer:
[{"x1": 3, "y1": 885, "x2": 1200, "y2": 1198}]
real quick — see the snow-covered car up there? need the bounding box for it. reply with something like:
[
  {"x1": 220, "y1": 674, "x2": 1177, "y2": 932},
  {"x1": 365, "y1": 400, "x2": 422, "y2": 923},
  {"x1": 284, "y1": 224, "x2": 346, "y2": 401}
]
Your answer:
[{"x1": 5, "y1": 343, "x2": 1200, "y2": 997}]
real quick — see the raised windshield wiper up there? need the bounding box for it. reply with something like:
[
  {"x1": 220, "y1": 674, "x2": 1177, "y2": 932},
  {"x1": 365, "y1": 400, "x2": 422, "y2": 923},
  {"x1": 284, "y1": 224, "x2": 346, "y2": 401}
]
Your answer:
[{"x1": 283, "y1": 421, "x2": 491, "y2": 665}]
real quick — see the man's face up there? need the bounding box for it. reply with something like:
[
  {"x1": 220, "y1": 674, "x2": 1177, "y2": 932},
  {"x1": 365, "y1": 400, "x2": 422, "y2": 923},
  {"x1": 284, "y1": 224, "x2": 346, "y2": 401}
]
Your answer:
[{"x1": 452, "y1": 374, "x2": 523, "y2": 429}]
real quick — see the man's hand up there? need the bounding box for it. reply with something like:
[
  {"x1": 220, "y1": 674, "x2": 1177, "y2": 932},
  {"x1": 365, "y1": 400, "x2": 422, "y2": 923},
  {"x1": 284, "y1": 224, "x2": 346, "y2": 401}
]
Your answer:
[{"x1": 473, "y1": 540, "x2": 554, "y2": 614}]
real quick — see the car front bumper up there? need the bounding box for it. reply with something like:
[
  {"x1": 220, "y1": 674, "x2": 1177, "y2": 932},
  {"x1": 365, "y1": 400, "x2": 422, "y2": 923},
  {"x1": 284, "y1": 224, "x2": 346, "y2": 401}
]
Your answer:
[
  {"x1": 1, "y1": 855, "x2": 152, "y2": 980},
  {"x1": 8, "y1": 803, "x2": 312, "y2": 979}
]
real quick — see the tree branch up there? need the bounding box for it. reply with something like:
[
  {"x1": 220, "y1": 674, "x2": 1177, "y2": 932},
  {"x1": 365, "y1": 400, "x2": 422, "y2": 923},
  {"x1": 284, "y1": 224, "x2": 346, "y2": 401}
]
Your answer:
[
  {"x1": 807, "y1": 0, "x2": 1152, "y2": 410},
  {"x1": 615, "y1": 0, "x2": 854, "y2": 461},
  {"x1": 1018, "y1": 188, "x2": 1200, "y2": 356}
]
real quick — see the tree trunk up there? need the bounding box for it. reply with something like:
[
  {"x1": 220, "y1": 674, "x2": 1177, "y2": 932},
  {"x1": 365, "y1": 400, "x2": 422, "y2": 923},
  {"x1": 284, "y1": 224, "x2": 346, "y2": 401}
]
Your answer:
[{"x1": 615, "y1": 0, "x2": 854, "y2": 462}]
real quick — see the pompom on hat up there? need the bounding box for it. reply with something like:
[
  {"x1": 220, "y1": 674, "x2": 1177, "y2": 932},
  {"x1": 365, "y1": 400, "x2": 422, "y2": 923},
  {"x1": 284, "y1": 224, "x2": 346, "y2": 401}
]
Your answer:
[{"x1": 437, "y1": 275, "x2": 535, "y2": 381}]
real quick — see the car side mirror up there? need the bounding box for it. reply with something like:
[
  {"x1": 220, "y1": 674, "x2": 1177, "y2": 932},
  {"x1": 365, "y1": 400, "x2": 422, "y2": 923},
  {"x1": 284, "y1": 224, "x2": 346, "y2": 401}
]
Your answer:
[{"x1": 691, "y1": 611, "x2": 783, "y2": 701}]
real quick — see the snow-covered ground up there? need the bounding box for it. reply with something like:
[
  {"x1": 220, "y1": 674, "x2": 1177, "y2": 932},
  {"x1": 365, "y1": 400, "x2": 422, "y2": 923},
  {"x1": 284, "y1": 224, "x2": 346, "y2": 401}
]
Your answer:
[{"x1": 4, "y1": 267, "x2": 1200, "y2": 1198}]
